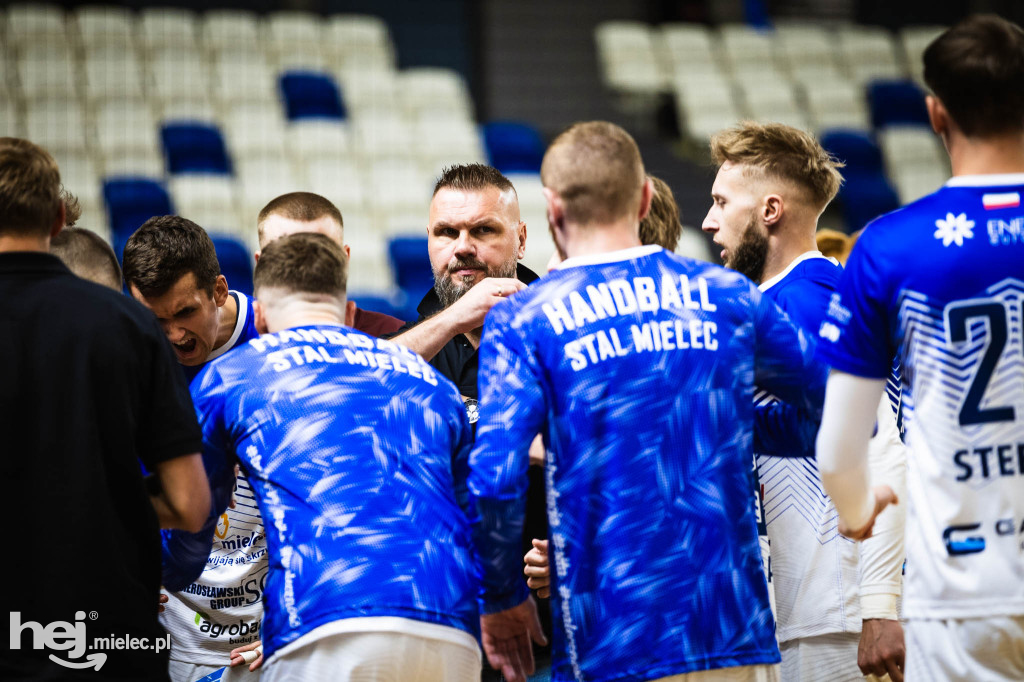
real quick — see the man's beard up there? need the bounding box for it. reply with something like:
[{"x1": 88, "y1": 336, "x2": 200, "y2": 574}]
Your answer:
[
  {"x1": 433, "y1": 253, "x2": 519, "y2": 309},
  {"x1": 727, "y1": 213, "x2": 769, "y2": 284}
]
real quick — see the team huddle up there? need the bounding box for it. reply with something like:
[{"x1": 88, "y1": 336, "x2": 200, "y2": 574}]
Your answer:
[{"x1": 4, "y1": 13, "x2": 1024, "y2": 682}]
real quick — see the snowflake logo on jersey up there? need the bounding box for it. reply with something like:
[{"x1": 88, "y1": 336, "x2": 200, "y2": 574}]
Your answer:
[{"x1": 934, "y1": 212, "x2": 975, "y2": 246}]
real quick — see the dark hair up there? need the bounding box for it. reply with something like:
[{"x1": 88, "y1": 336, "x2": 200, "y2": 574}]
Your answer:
[
  {"x1": 257, "y1": 192, "x2": 344, "y2": 244},
  {"x1": 253, "y1": 232, "x2": 347, "y2": 297},
  {"x1": 122, "y1": 215, "x2": 221, "y2": 297},
  {"x1": 433, "y1": 163, "x2": 517, "y2": 198},
  {"x1": 51, "y1": 227, "x2": 123, "y2": 290},
  {"x1": 0, "y1": 137, "x2": 62, "y2": 236},
  {"x1": 924, "y1": 14, "x2": 1024, "y2": 137}
]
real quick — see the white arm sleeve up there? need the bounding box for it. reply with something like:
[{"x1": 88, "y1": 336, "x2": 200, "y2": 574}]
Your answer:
[
  {"x1": 858, "y1": 395, "x2": 908, "y2": 620},
  {"x1": 816, "y1": 370, "x2": 886, "y2": 534}
]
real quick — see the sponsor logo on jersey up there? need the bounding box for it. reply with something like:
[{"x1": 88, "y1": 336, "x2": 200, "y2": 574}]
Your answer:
[
  {"x1": 934, "y1": 212, "x2": 975, "y2": 247},
  {"x1": 943, "y1": 517, "x2": 1024, "y2": 556}
]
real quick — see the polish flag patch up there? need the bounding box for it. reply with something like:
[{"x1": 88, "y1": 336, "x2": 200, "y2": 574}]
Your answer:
[{"x1": 982, "y1": 192, "x2": 1020, "y2": 210}]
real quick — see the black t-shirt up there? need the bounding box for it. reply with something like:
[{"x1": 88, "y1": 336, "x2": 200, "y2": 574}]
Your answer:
[
  {"x1": 392, "y1": 264, "x2": 554, "y2": 657},
  {"x1": 0, "y1": 252, "x2": 202, "y2": 680}
]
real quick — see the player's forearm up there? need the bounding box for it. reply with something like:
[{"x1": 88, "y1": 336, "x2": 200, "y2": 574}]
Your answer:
[
  {"x1": 817, "y1": 371, "x2": 885, "y2": 531},
  {"x1": 859, "y1": 398, "x2": 908, "y2": 619},
  {"x1": 390, "y1": 309, "x2": 462, "y2": 361},
  {"x1": 149, "y1": 453, "x2": 211, "y2": 533}
]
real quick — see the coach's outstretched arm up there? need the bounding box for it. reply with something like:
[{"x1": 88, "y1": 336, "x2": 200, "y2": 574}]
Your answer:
[
  {"x1": 389, "y1": 277, "x2": 525, "y2": 360},
  {"x1": 468, "y1": 303, "x2": 548, "y2": 681},
  {"x1": 816, "y1": 370, "x2": 899, "y2": 539}
]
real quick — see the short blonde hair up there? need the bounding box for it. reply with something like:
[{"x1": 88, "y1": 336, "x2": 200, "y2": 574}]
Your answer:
[
  {"x1": 710, "y1": 122, "x2": 844, "y2": 210},
  {"x1": 541, "y1": 121, "x2": 645, "y2": 226},
  {"x1": 815, "y1": 228, "x2": 852, "y2": 264},
  {"x1": 0, "y1": 137, "x2": 62, "y2": 236}
]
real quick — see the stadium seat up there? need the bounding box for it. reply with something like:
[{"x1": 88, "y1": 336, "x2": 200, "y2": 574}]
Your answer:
[
  {"x1": 103, "y1": 177, "x2": 174, "y2": 243},
  {"x1": 719, "y1": 23, "x2": 778, "y2": 72},
  {"x1": 595, "y1": 21, "x2": 668, "y2": 94},
  {"x1": 210, "y1": 235, "x2": 254, "y2": 296},
  {"x1": 16, "y1": 45, "x2": 79, "y2": 101},
  {"x1": 265, "y1": 11, "x2": 324, "y2": 70},
  {"x1": 75, "y1": 6, "x2": 135, "y2": 52},
  {"x1": 236, "y1": 154, "x2": 308, "y2": 225},
  {"x1": 223, "y1": 104, "x2": 289, "y2": 158},
  {"x1": 773, "y1": 22, "x2": 837, "y2": 72},
  {"x1": 323, "y1": 14, "x2": 396, "y2": 72},
  {"x1": 0, "y1": 98, "x2": 23, "y2": 138},
  {"x1": 202, "y1": 10, "x2": 261, "y2": 52},
  {"x1": 83, "y1": 54, "x2": 146, "y2": 104},
  {"x1": 95, "y1": 101, "x2": 160, "y2": 158},
  {"x1": 836, "y1": 26, "x2": 904, "y2": 84},
  {"x1": 387, "y1": 236, "x2": 434, "y2": 305},
  {"x1": 838, "y1": 173, "x2": 901, "y2": 233},
  {"x1": 802, "y1": 79, "x2": 871, "y2": 133},
  {"x1": 673, "y1": 76, "x2": 742, "y2": 142},
  {"x1": 212, "y1": 53, "x2": 279, "y2": 107},
  {"x1": 25, "y1": 99, "x2": 90, "y2": 156},
  {"x1": 659, "y1": 23, "x2": 720, "y2": 78},
  {"x1": 877, "y1": 125, "x2": 946, "y2": 172},
  {"x1": 368, "y1": 159, "x2": 433, "y2": 218},
  {"x1": 305, "y1": 157, "x2": 368, "y2": 213},
  {"x1": 148, "y1": 49, "x2": 212, "y2": 105},
  {"x1": 161, "y1": 123, "x2": 233, "y2": 175},
  {"x1": 101, "y1": 149, "x2": 167, "y2": 179},
  {"x1": 138, "y1": 7, "x2": 199, "y2": 52},
  {"x1": 400, "y1": 68, "x2": 474, "y2": 119},
  {"x1": 868, "y1": 80, "x2": 929, "y2": 129},
  {"x1": 735, "y1": 74, "x2": 809, "y2": 130},
  {"x1": 279, "y1": 71, "x2": 346, "y2": 121},
  {"x1": 5, "y1": 3, "x2": 65, "y2": 49},
  {"x1": 820, "y1": 130, "x2": 885, "y2": 176},
  {"x1": 900, "y1": 25, "x2": 946, "y2": 83},
  {"x1": 483, "y1": 122, "x2": 545, "y2": 174},
  {"x1": 353, "y1": 113, "x2": 416, "y2": 160},
  {"x1": 891, "y1": 163, "x2": 949, "y2": 205},
  {"x1": 335, "y1": 69, "x2": 401, "y2": 113},
  {"x1": 285, "y1": 120, "x2": 350, "y2": 160}
]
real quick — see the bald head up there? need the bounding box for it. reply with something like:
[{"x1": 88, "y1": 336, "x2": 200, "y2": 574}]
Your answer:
[{"x1": 541, "y1": 121, "x2": 646, "y2": 227}]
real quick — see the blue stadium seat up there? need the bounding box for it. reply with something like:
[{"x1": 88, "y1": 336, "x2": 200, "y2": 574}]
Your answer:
[
  {"x1": 161, "y1": 123, "x2": 233, "y2": 175},
  {"x1": 279, "y1": 71, "x2": 347, "y2": 121},
  {"x1": 387, "y1": 236, "x2": 433, "y2": 307},
  {"x1": 820, "y1": 129, "x2": 901, "y2": 231},
  {"x1": 348, "y1": 293, "x2": 408, "y2": 322},
  {"x1": 103, "y1": 177, "x2": 174, "y2": 248},
  {"x1": 483, "y1": 121, "x2": 545, "y2": 174},
  {"x1": 210, "y1": 235, "x2": 254, "y2": 297},
  {"x1": 820, "y1": 129, "x2": 885, "y2": 176},
  {"x1": 839, "y1": 173, "x2": 901, "y2": 233},
  {"x1": 868, "y1": 80, "x2": 929, "y2": 129}
]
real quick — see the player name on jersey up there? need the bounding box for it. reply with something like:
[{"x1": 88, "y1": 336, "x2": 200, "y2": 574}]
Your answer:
[
  {"x1": 540, "y1": 274, "x2": 719, "y2": 371},
  {"x1": 248, "y1": 327, "x2": 439, "y2": 384}
]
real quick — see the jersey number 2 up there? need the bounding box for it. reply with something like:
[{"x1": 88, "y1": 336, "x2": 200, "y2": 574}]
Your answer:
[{"x1": 946, "y1": 300, "x2": 1019, "y2": 426}]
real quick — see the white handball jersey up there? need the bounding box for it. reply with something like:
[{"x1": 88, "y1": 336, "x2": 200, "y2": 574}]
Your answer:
[
  {"x1": 161, "y1": 474, "x2": 268, "y2": 663},
  {"x1": 819, "y1": 175, "x2": 1024, "y2": 620}
]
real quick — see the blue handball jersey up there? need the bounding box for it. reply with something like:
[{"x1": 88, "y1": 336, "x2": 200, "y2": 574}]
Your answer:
[
  {"x1": 190, "y1": 324, "x2": 481, "y2": 659},
  {"x1": 162, "y1": 290, "x2": 263, "y2": 590},
  {"x1": 469, "y1": 245, "x2": 826, "y2": 682},
  {"x1": 818, "y1": 175, "x2": 1024, "y2": 619}
]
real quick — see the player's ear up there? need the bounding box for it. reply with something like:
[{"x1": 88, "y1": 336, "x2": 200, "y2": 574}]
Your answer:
[
  {"x1": 543, "y1": 188, "x2": 564, "y2": 233},
  {"x1": 638, "y1": 177, "x2": 654, "y2": 223},
  {"x1": 253, "y1": 300, "x2": 268, "y2": 335},
  {"x1": 213, "y1": 275, "x2": 230, "y2": 307},
  {"x1": 253, "y1": 250, "x2": 260, "y2": 264},
  {"x1": 344, "y1": 300, "x2": 356, "y2": 327},
  {"x1": 926, "y1": 95, "x2": 951, "y2": 150},
  {"x1": 516, "y1": 220, "x2": 526, "y2": 260},
  {"x1": 763, "y1": 195, "x2": 783, "y2": 227}
]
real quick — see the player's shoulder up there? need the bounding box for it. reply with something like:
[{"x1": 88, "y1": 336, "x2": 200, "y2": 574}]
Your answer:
[{"x1": 770, "y1": 256, "x2": 842, "y2": 296}]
